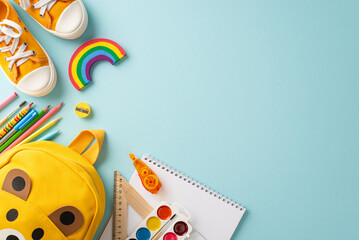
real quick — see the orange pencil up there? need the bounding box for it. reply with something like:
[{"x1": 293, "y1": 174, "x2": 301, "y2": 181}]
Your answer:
[{"x1": 2, "y1": 103, "x2": 63, "y2": 154}]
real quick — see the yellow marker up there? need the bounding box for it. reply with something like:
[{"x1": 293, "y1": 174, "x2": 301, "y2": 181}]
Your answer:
[
  {"x1": 75, "y1": 102, "x2": 91, "y2": 118},
  {"x1": 18, "y1": 117, "x2": 62, "y2": 145}
]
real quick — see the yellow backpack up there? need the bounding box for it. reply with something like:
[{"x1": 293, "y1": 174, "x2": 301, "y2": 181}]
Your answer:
[{"x1": 0, "y1": 130, "x2": 106, "y2": 240}]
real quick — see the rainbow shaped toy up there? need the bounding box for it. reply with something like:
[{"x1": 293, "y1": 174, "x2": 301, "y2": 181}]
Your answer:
[{"x1": 68, "y1": 38, "x2": 126, "y2": 90}]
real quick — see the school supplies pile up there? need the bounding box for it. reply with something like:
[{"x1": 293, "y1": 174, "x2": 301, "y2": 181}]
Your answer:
[
  {"x1": 1, "y1": 0, "x2": 248, "y2": 238},
  {"x1": 100, "y1": 155, "x2": 246, "y2": 240},
  {"x1": 0, "y1": 101, "x2": 64, "y2": 154}
]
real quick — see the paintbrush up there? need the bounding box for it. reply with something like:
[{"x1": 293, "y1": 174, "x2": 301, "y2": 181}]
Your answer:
[
  {"x1": 151, "y1": 214, "x2": 177, "y2": 240},
  {"x1": 0, "y1": 101, "x2": 26, "y2": 126}
]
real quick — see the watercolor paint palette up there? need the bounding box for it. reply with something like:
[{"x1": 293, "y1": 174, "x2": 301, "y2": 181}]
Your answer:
[{"x1": 127, "y1": 201, "x2": 192, "y2": 240}]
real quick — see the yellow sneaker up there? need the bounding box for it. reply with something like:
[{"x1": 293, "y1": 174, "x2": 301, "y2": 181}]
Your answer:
[
  {"x1": 0, "y1": 0, "x2": 56, "y2": 97},
  {"x1": 13, "y1": 0, "x2": 88, "y2": 39}
]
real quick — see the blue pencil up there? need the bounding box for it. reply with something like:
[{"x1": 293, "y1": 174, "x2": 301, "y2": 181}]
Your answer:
[{"x1": 36, "y1": 130, "x2": 60, "y2": 142}]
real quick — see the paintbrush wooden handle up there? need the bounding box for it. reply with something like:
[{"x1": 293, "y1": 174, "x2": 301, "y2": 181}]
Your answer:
[
  {"x1": 151, "y1": 231, "x2": 162, "y2": 240},
  {"x1": 0, "y1": 118, "x2": 8, "y2": 126}
]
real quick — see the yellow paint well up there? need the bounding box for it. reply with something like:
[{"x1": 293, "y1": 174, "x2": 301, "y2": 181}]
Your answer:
[{"x1": 146, "y1": 217, "x2": 161, "y2": 231}]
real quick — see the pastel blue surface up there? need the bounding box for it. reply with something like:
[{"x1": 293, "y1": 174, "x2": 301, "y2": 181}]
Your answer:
[{"x1": 0, "y1": 0, "x2": 358, "y2": 239}]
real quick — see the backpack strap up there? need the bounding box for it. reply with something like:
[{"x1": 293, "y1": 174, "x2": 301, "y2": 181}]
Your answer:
[{"x1": 68, "y1": 130, "x2": 105, "y2": 165}]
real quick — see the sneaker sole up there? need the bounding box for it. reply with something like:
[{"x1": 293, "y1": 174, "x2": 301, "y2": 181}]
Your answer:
[
  {"x1": 27, "y1": 0, "x2": 88, "y2": 40},
  {"x1": 2, "y1": 39, "x2": 57, "y2": 97}
]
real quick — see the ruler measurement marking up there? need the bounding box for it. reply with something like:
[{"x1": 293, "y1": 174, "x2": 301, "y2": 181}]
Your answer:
[{"x1": 113, "y1": 170, "x2": 154, "y2": 240}]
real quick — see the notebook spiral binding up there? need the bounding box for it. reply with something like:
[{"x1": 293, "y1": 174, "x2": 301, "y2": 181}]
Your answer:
[{"x1": 143, "y1": 154, "x2": 245, "y2": 212}]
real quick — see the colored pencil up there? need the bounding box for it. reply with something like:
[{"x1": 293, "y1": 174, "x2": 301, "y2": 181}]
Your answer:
[
  {"x1": 0, "y1": 103, "x2": 33, "y2": 138},
  {"x1": 19, "y1": 117, "x2": 61, "y2": 145},
  {"x1": 2, "y1": 102, "x2": 63, "y2": 153},
  {"x1": 0, "y1": 109, "x2": 38, "y2": 147},
  {"x1": 36, "y1": 130, "x2": 60, "y2": 141},
  {"x1": 0, "y1": 101, "x2": 27, "y2": 126},
  {"x1": 0, "y1": 106, "x2": 49, "y2": 153},
  {"x1": 0, "y1": 92, "x2": 17, "y2": 111}
]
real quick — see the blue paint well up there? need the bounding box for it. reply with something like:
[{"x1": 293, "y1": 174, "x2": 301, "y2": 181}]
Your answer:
[{"x1": 136, "y1": 227, "x2": 151, "y2": 240}]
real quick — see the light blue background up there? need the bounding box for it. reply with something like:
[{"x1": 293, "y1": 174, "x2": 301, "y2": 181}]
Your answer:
[{"x1": 1, "y1": 0, "x2": 358, "y2": 239}]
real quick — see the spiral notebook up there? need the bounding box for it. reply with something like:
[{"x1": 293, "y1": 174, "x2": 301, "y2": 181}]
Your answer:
[
  {"x1": 127, "y1": 155, "x2": 246, "y2": 240},
  {"x1": 99, "y1": 154, "x2": 245, "y2": 240}
]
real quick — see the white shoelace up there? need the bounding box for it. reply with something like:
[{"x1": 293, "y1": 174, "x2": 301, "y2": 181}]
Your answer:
[
  {"x1": 20, "y1": 0, "x2": 57, "y2": 17},
  {"x1": 0, "y1": 20, "x2": 36, "y2": 71}
]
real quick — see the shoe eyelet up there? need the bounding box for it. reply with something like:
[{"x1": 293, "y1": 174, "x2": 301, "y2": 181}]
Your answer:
[
  {"x1": 40, "y1": 14, "x2": 44, "y2": 18},
  {"x1": 23, "y1": 27, "x2": 28, "y2": 32},
  {"x1": 17, "y1": 17, "x2": 22, "y2": 22},
  {"x1": 32, "y1": 5, "x2": 35, "y2": 8},
  {"x1": 32, "y1": 51, "x2": 36, "y2": 55},
  {"x1": 23, "y1": 42, "x2": 28, "y2": 47}
]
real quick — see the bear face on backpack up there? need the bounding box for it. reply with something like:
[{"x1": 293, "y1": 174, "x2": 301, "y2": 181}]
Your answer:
[{"x1": 0, "y1": 130, "x2": 106, "y2": 240}]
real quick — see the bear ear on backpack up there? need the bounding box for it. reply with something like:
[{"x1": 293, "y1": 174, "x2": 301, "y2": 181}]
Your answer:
[
  {"x1": 49, "y1": 206, "x2": 84, "y2": 236},
  {"x1": 2, "y1": 169, "x2": 31, "y2": 201},
  {"x1": 68, "y1": 130, "x2": 105, "y2": 165}
]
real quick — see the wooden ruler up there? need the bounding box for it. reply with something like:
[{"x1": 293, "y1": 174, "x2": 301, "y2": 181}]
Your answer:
[{"x1": 113, "y1": 170, "x2": 154, "y2": 240}]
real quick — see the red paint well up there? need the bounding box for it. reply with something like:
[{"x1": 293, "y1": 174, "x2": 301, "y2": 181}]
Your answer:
[
  {"x1": 157, "y1": 205, "x2": 172, "y2": 220},
  {"x1": 163, "y1": 232, "x2": 178, "y2": 240}
]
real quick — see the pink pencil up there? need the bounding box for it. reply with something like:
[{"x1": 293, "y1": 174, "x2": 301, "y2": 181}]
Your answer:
[
  {"x1": 0, "y1": 92, "x2": 17, "y2": 111},
  {"x1": 1, "y1": 102, "x2": 64, "y2": 154}
]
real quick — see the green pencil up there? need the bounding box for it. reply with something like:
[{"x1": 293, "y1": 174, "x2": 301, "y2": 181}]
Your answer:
[{"x1": 0, "y1": 105, "x2": 50, "y2": 153}]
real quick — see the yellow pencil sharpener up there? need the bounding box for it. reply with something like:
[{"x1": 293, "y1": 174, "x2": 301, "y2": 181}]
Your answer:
[{"x1": 75, "y1": 103, "x2": 91, "y2": 118}]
